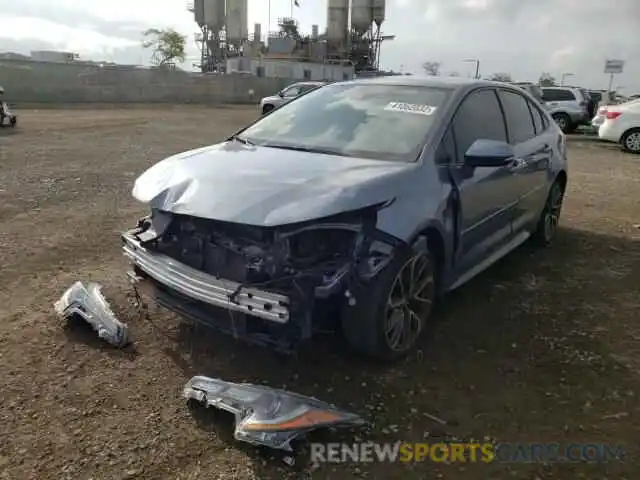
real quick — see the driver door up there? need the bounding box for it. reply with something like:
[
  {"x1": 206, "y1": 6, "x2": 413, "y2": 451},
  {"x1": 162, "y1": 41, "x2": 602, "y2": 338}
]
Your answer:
[{"x1": 446, "y1": 88, "x2": 521, "y2": 274}]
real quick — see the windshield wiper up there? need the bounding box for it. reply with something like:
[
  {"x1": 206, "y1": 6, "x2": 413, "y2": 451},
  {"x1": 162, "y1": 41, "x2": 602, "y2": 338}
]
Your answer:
[
  {"x1": 262, "y1": 143, "x2": 349, "y2": 157},
  {"x1": 229, "y1": 135, "x2": 254, "y2": 146}
]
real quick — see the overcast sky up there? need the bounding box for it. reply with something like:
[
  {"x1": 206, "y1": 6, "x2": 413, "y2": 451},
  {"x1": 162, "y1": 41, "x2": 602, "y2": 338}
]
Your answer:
[{"x1": 0, "y1": 0, "x2": 638, "y2": 92}]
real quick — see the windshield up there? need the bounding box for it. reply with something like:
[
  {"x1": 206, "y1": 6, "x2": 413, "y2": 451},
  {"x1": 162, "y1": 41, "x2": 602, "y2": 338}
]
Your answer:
[{"x1": 240, "y1": 83, "x2": 452, "y2": 162}]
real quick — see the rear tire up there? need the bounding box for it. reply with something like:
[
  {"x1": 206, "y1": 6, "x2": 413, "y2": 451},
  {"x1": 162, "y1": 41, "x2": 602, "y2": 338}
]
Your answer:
[
  {"x1": 531, "y1": 180, "x2": 565, "y2": 246},
  {"x1": 341, "y1": 241, "x2": 436, "y2": 361},
  {"x1": 620, "y1": 128, "x2": 640, "y2": 154},
  {"x1": 552, "y1": 113, "x2": 572, "y2": 134}
]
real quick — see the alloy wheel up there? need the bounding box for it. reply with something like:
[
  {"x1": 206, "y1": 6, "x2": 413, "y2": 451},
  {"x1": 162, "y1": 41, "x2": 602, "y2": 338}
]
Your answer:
[
  {"x1": 384, "y1": 253, "x2": 434, "y2": 352},
  {"x1": 624, "y1": 132, "x2": 640, "y2": 153}
]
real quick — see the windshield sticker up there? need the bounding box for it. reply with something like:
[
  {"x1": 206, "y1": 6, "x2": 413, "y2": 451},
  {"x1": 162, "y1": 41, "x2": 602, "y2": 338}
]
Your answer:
[{"x1": 384, "y1": 102, "x2": 437, "y2": 115}]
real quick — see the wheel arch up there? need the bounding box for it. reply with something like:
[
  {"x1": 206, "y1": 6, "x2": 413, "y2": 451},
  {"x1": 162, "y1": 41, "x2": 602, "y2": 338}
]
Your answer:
[
  {"x1": 555, "y1": 169, "x2": 568, "y2": 192},
  {"x1": 406, "y1": 221, "x2": 448, "y2": 289}
]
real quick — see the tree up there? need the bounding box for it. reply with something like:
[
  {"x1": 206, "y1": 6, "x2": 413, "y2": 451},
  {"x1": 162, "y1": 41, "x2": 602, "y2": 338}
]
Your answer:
[
  {"x1": 488, "y1": 72, "x2": 512, "y2": 82},
  {"x1": 422, "y1": 61, "x2": 441, "y2": 76},
  {"x1": 142, "y1": 28, "x2": 187, "y2": 66},
  {"x1": 538, "y1": 72, "x2": 556, "y2": 87}
]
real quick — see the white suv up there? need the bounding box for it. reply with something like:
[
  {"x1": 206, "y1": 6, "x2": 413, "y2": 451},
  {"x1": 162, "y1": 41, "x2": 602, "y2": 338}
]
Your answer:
[{"x1": 541, "y1": 87, "x2": 591, "y2": 133}]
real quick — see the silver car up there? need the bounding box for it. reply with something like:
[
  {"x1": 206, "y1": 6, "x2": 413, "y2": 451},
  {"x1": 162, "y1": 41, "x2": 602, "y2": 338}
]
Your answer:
[
  {"x1": 259, "y1": 81, "x2": 326, "y2": 115},
  {"x1": 541, "y1": 87, "x2": 591, "y2": 133}
]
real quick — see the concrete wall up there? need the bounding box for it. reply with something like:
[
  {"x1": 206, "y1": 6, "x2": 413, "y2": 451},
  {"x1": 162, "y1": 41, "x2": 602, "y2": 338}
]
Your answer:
[
  {"x1": 241, "y1": 58, "x2": 354, "y2": 82},
  {"x1": 0, "y1": 58, "x2": 293, "y2": 104}
]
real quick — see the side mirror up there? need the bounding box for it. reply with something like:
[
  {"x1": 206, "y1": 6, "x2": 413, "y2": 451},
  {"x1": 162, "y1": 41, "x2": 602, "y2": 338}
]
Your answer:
[
  {"x1": 278, "y1": 90, "x2": 285, "y2": 98},
  {"x1": 464, "y1": 139, "x2": 515, "y2": 167}
]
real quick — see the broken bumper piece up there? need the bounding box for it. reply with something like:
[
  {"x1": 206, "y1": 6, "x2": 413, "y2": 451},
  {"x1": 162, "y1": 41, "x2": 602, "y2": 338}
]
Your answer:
[
  {"x1": 184, "y1": 375, "x2": 365, "y2": 451},
  {"x1": 54, "y1": 281, "x2": 130, "y2": 348},
  {"x1": 122, "y1": 233, "x2": 290, "y2": 323}
]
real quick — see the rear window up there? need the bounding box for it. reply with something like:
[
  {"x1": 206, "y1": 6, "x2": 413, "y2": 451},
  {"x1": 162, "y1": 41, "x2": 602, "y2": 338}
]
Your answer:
[{"x1": 240, "y1": 83, "x2": 452, "y2": 162}]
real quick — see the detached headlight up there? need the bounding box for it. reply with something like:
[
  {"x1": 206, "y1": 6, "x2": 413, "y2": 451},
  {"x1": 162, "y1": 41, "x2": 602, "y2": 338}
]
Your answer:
[{"x1": 184, "y1": 376, "x2": 365, "y2": 451}]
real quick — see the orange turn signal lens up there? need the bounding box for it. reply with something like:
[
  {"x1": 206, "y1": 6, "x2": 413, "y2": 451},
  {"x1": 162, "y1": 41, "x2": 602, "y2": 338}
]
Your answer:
[{"x1": 243, "y1": 409, "x2": 344, "y2": 431}]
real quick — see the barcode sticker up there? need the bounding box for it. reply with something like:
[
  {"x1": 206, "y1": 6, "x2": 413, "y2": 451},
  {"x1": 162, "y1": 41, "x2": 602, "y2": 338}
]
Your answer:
[{"x1": 384, "y1": 102, "x2": 438, "y2": 115}]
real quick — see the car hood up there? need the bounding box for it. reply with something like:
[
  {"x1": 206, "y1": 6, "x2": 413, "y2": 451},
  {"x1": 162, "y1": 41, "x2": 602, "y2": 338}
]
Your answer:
[{"x1": 132, "y1": 141, "x2": 416, "y2": 226}]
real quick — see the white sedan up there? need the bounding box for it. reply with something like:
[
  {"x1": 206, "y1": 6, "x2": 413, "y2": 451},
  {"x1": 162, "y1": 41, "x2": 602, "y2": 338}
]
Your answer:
[{"x1": 598, "y1": 100, "x2": 640, "y2": 153}]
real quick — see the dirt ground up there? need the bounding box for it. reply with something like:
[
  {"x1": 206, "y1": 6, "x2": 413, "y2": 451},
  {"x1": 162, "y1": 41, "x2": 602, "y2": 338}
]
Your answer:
[{"x1": 1, "y1": 106, "x2": 639, "y2": 480}]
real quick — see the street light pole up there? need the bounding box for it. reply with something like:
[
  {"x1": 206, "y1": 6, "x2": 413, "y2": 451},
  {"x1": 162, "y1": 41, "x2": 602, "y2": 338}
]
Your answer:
[{"x1": 464, "y1": 59, "x2": 480, "y2": 79}]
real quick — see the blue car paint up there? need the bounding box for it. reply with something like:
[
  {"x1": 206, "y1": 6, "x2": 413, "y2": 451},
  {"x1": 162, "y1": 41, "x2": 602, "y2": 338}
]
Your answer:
[{"x1": 133, "y1": 77, "x2": 567, "y2": 295}]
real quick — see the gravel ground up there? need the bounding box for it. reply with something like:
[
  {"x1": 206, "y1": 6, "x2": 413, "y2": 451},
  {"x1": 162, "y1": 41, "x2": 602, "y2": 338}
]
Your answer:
[{"x1": 1, "y1": 106, "x2": 639, "y2": 480}]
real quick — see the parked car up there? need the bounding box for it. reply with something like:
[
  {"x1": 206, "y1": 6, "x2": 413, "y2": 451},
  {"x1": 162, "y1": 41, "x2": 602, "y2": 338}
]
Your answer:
[
  {"x1": 591, "y1": 98, "x2": 640, "y2": 130},
  {"x1": 541, "y1": 86, "x2": 591, "y2": 133},
  {"x1": 597, "y1": 100, "x2": 640, "y2": 153},
  {"x1": 124, "y1": 77, "x2": 567, "y2": 361},
  {"x1": 258, "y1": 81, "x2": 326, "y2": 115}
]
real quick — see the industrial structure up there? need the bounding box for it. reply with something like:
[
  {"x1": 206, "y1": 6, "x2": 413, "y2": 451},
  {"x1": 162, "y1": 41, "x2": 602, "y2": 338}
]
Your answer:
[{"x1": 188, "y1": 0, "x2": 393, "y2": 78}]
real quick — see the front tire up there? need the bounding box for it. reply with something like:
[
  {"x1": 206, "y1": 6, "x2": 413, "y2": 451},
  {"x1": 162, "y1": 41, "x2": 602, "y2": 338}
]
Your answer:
[
  {"x1": 621, "y1": 128, "x2": 640, "y2": 154},
  {"x1": 532, "y1": 180, "x2": 565, "y2": 246},
  {"x1": 262, "y1": 104, "x2": 274, "y2": 115},
  {"x1": 341, "y1": 242, "x2": 436, "y2": 361}
]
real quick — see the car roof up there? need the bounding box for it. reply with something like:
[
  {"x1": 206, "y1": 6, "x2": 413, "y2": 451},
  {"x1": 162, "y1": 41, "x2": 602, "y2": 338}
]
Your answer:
[{"x1": 542, "y1": 86, "x2": 582, "y2": 92}]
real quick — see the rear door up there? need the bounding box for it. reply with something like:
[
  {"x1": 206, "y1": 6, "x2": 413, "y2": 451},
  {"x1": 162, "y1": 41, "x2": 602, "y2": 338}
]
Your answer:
[
  {"x1": 497, "y1": 88, "x2": 551, "y2": 234},
  {"x1": 448, "y1": 88, "x2": 521, "y2": 272}
]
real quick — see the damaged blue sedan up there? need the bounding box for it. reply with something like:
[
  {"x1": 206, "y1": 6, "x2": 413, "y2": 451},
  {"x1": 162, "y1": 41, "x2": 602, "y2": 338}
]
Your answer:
[{"x1": 123, "y1": 76, "x2": 567, "y2": 361}]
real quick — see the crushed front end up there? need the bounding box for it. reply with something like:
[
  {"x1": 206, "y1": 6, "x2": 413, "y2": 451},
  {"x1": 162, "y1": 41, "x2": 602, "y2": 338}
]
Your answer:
[{"x1": 122, "y1": 206, "x2": 400, "y2": 353}]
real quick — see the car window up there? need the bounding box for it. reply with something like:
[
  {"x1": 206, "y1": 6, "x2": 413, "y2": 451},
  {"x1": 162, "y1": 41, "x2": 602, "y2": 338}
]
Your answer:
[
  {"x1": 298, "y1": 84, "x2": 316, "y2": 93},
  {"x1": 240, "y1": 83, "x2": 453, "y2": 162},
  {"x1": 452, "y1": 89, "x2": 507, "y2": 161},
  {"x1": 527, "y1": 100, "x2": 546, "y2": 134},
  {"x1": 498, "y1": 90, "x2": 536, "y2": 144},
  {"x1": 283, "y1": 85, "x2": 301, "y2": 97},
  {"x1": 542, "y1": 88, "x2": 576, "y2": 102}
]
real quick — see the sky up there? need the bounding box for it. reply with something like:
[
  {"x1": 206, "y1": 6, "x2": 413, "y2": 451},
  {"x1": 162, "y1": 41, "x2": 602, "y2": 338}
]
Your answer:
[{"x1": 0, "y1": 0, "x2": 638, "y2": 92}]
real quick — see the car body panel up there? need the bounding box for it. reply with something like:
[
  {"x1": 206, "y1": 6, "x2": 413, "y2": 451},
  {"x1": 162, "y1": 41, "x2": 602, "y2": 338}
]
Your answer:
[{"x1": 132, "y1": 141, "x2": 416, "y2": 232}]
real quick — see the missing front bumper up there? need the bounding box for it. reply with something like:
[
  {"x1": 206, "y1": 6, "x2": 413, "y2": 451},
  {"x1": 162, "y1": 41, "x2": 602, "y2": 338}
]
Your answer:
[{"x1": 122, "y1": 233, "x2": 290, "y2": 323}]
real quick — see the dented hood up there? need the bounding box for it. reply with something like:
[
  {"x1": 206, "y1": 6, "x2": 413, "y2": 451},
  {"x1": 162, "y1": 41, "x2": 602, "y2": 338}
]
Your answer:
[{"x1": 132, "y1": 141, "x2": 414, "y2": 226}]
